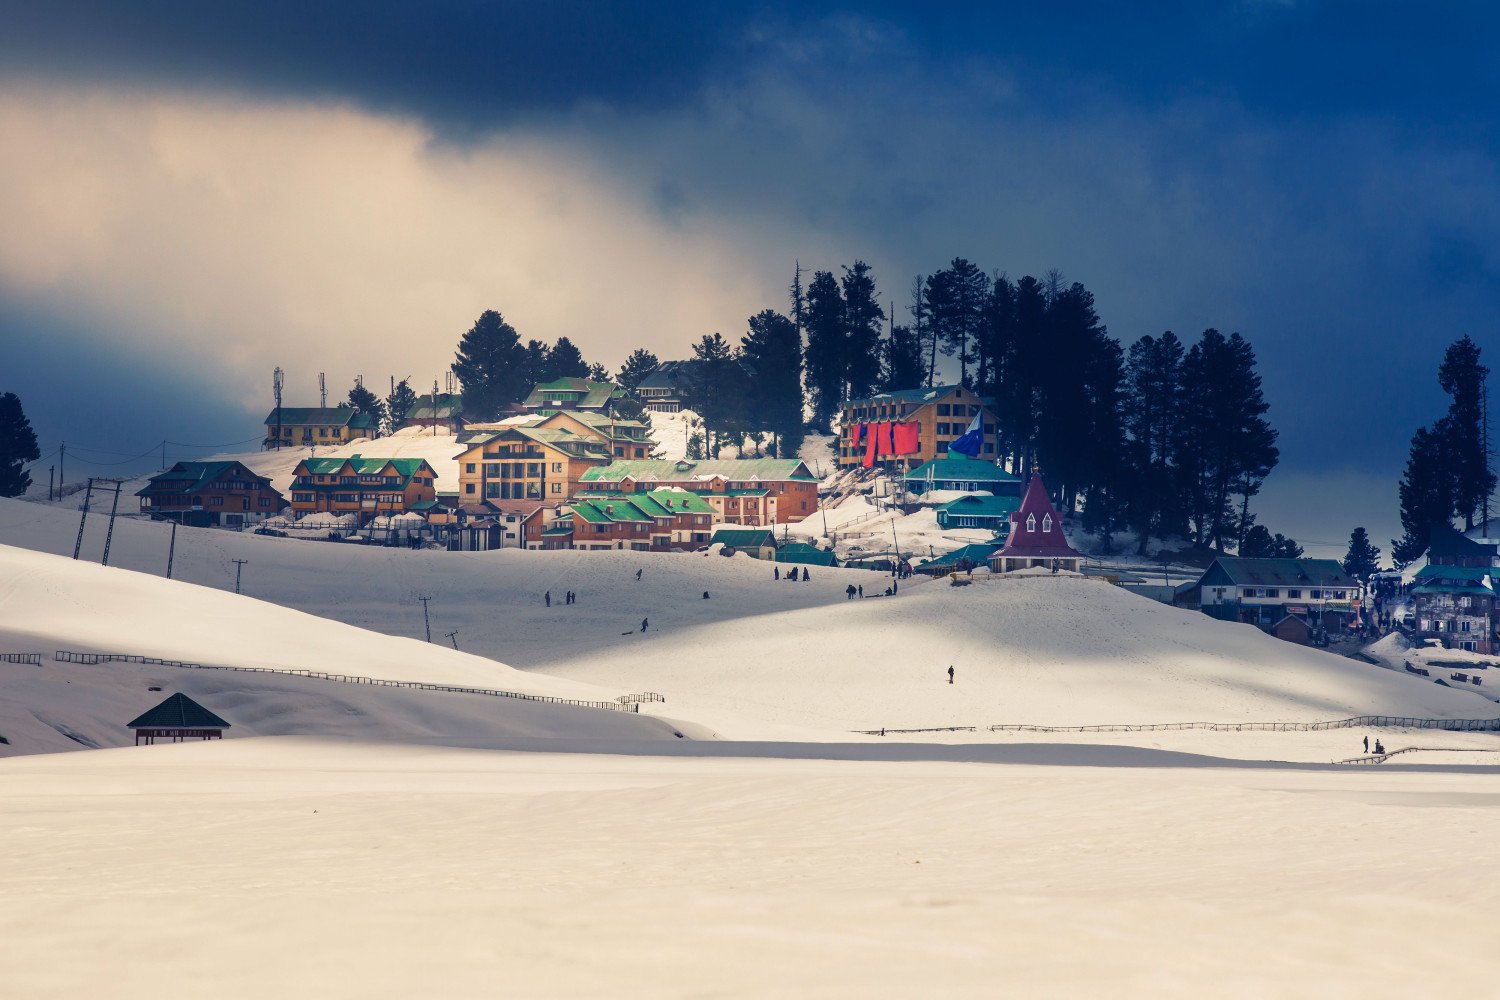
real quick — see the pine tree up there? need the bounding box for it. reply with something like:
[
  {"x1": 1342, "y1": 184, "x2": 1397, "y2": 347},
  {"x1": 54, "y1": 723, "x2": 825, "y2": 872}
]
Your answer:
[
  {"x1": 978, "y1": 273, "x2": 1015, "y2": 400},
  {"x1": 789, "y1": 262, "x2": 806, "y2": 342},
  {"x1": 520, "y1": 339, "x2": 552, "y2": 389},
  {"x1": 1239, "y1": 525, "x2": 1302, "y2": 559},
  {"x1": 1123, "y1": 331, "x2": 1186, "y2": 551},
  {"x1": 1437, "y1": 335, "x2": 1494, "y2": 529},
  {"x1": 682, "y1": 333, "x2": 743, "y2": 457},
  {"x1": 841, "y1": 261, "x2": 884, "y2": 401},
  {"x1": 385, "y1": 378, "x2": 417, "y2": 433},
  {"x1": 347, "y1": 381, "x2": 387, "y2": 436},
  {"x1": 616, "y1": 348, "x2": 660, "y2": 393},
  {"x1": 1393, "y1": 423, "x2": 1455, "y2": 566},
  {"x1": 0, "y1": 392, "x2": 40, "y2": 497},
  {"x1": 548, "y1": 337, "x2": 589, "y2": 379},
  {"x1": 740, "y1": 309, "x2": 804, "y2": 457},
  {"x1": 881, "y1": 323, "x2": 924, "y2": 391},
  {"x1": 451, "y1": 310, "x2": 528, "y2": 421},
  {"x1": 1342, "y1": 527, "x2": 1382, "y2": 579},
  {"x1": 586, "y1": 362, "x2": 610, "y2": 382},
  {"x1": 909, "y1": 274, "x2": 934, "y2": 387},
  {"x1": 802, "y1": 270, "x2": 845, "y2": 431},
  {"x1": 928, "y1": 259, "x2": 988, "y2": 387},
  {"x1": 1178, "y1": 330, "x2": 1278, "y2": 550}
]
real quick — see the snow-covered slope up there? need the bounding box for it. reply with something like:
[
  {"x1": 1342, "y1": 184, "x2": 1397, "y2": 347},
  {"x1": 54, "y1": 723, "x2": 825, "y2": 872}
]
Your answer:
[
  {"x1": 2, "y1": 498, "x2": 1491, "y2": 742},
  {"x1": 0, "y1": 543, "x2": 682, "y2": 756}
]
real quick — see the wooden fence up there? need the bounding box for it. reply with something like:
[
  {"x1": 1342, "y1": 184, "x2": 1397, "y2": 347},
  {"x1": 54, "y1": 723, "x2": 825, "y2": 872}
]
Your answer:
[
  {"x1": 855, "y1": 715, "x2": 1500, "y2": 736},
  {"x1": 51, "y1": 650, "x2": 641, "y2": 713},
  {"x1": 0, "y1": 652, "x2": 43, "y2": 665}
]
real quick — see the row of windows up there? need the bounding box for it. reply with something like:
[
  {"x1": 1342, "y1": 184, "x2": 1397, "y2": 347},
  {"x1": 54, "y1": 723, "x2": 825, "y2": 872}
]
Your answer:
[{"x1": 1243, "y1": 588, "x2": 1350, "y2": 600}]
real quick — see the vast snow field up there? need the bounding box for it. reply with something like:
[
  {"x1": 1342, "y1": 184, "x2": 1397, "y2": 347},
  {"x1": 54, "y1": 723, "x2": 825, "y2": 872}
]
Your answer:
[{"x1": 3, "y1": 735, "x2": 1499, "y2": 999}]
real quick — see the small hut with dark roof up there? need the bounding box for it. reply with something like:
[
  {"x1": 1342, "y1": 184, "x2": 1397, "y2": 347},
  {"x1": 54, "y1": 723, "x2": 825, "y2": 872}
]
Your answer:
[{"x1": 127, "y1": 693, "x2": 231, "y2": 746}]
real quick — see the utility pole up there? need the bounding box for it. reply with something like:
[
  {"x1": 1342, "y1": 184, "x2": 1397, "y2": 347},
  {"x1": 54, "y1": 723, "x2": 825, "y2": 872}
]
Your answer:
[
  {"x1": 418, "y1": 594, "x2": 433, "y2": 642},
  {"x1": 231, "y1": 558, "x2": 248, "y2": 594},
  {"x1": 101, "y1": 481, "x2": 122, "y2": 566},
  {"x1": 72, "y1": 478, "x2": 95, "y2": 560},
  {"x1": 273, "y1": 367, "x2": 285, "y2": 451},
  {"x1": 48, "y1": 465, "x2": 54, "y2": 502},
  {"x1": 445, "y1": 629, "x2": 459, "y2": 650},
  {"x1": 166, "y1": 520, "x2": 178, "y2": 579},
  {"x1": 890, "y1": 513, "x2": 900, "y2": 578},
  {"x1": 161, "y1": 439, "x2": 167, "y2": 469},
  {"x1": 58, "y1": 441, "x2": 65, "y2": 497}
]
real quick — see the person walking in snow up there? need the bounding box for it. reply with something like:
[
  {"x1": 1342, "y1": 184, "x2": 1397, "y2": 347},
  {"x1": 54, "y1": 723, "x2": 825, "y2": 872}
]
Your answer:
[
  {"x1": 858, "y1": 584, "x2": 864, "y2": 598},
  {"x1": 545, "y1": 591, "x2": 551, "y2": 608},
  {"x1": 774, "y1": 566, "x2": 780, "y2": 580},
  {"x1": 846, "y1": 584, "x2": 857, "y2": 600},
  {"x1": 641, "y1": 617, "x2": 649, "y2": 633},
  {"x1": 893, "y1": 580, "x2": 898, "y2": 594},
  {"x1": 802, "y1": 567, "x2": 809, "y2": 582},
  {"x1": 703, "y1": 591, "x2": 711, "y2": 599},
  {"x1": 636, "y1": 568, "x2": 643, "y2": 581},
  {"x1": 1363, "y1": 735, "x2": 1369, "y2": 753},
  {"x1": 948, "y1": 665, "x2": 955, "y2": 685}
]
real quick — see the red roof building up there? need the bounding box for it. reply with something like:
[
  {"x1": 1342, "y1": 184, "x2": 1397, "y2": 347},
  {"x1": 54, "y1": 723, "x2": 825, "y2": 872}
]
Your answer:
[{"x1": 989, "y1": 475, "x2": 1083, "y2": 574}]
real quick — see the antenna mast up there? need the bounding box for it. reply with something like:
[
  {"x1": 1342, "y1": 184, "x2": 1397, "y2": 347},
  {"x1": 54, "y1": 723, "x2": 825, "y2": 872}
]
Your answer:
[
  {"x1": 319, "y1": 372, "x2": 327, "y2": 408},
  {"x1": 273, "y1": 367, "x2": 284, "y2": 451}
]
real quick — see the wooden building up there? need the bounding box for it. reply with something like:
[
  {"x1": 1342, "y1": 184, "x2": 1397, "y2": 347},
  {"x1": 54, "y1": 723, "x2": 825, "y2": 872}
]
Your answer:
[
  {"x1": 1410, "y1": 525, "x2": 1499, "y2": 653},
  {"x1": 545, "y1": 489, "x2": 718, "y2": 552},
  {"x1": 577, "y1": 458, "x2": 819, "y2": 524},
  {"x1": 635, "y1": 361, "x2": 695, "y2": 413},
  {"x1": 836, "y1": 385, "x2": 999, "y2": 470},
  {"x1": 453, "y1": 426, "x2": 610, "y2": 517},
  {"x1": 935, "y1": 494, "x2": 1021, "y2": 533},
  {"x1": 533, "y1": 410, "x2": 656, "y2": 460},
  {"x1": 288, "y1": 455, "x2": 438, "y2": 522},
  {"x1": 127, "y1": 692, "x2": 231, "y2": 746},
  {"x1": 1197, "y1": 557, "x2": 1360, "y2": 629},
  {"x1": 710, "y1": 527, "x2": 780, "y2": 560},
  {"x1": 263, "y1": 406, "x2": 376, "y2": 449},
  {"x1": 905, "y1": 455, "x2": 1022, "y2": 498},
  {"x1": 137, "y1": 461, "x2": 286, "y2": 528}
]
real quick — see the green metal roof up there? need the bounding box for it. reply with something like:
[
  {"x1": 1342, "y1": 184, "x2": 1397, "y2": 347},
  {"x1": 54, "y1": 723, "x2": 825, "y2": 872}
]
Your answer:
[
  {"x1": 405, "y1": 393, "x2": 463, "y2": 420},
  {"x1": 524, "y1": 378, "x2": 627, "y2": 410},
  {"x1": 936, "y1": 494, "x2": 1021, "y2": 516},
  {"x1": 775, "y1": 542, "x2": 837, "y2": 566},
  {"x1": 711, "y1": 528, "x2": 777, "y2": 548},
  {"x1": 1414, "y1": 563, "x2": 1491, "y2": 582},
  {"x1": 906, "y1": 456, "x2": 1018, "y2": 483},
  {"x1": 263, "y1": 406, "x2": 362, "y2": 427},
  {"x1": 126, "y1": 693, "x2": 231, "y2": 730},
  {"x1": 570, "y1": 498, "x2": 653, "y2": 523},
  {"x1": 918, "y1": 543, "x2": 999, "y2": 568},
  {"x1": 580, "y1": 458, "x2": 816, "y2": 483}
]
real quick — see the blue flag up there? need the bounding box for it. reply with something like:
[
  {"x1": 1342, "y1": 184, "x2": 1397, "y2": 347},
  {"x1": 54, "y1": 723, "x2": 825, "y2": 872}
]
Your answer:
[{"x1": 948, "y1": 410, "x2": 984, "y2": 457}]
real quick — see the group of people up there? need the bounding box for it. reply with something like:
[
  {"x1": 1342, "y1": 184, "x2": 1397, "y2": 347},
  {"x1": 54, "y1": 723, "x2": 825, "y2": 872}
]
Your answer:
[
  {"x1": 775, "y1": 566, "x2": 811, "y2": 582},
  {"x1": 1362, "y1": 735, "x2": 1385, "y2": 755},
  {"x1": 543, "y1": 590, "x2": 579, "y2": 607}
]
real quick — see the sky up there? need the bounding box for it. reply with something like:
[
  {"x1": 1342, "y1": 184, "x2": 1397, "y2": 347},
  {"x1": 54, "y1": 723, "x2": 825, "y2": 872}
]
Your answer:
[{"x1": 4, "y1": 0, "x2": 1500, "y2": 551}]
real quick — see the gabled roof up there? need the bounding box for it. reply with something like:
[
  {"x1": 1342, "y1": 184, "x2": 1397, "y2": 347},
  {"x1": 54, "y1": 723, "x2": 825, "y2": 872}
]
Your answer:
[
  {"x1": 1412, "y1": 563, "x2": 1494, "y2": 595},
  {"x1": 297, "y1": 456, "x2": 434, "y2": 488},
  {"x1": 994, "y1": 475, "x2": 1081, "y2": 559},
  {"x1": 580, "y1": 458, "x2": 817, "y2": 483},
  {"x1": 636, "y1": 360, "x2": 696, "y2": 391},
  {"x1": 1428, "y1": 522, "x2": 1498, "y2": 560},
  {"x1": 711, "y1": 528, "x2": 778, "y2": 548},
  {"x1": 848, "y1": 384, "x2": 967, "y2": 408},
  {"x1": 907, "y1": 456, "x2": 1019, "y2": 484},
  {"x1": 126, "y1": 693, "x2": 231, "y2": 730},
  {"x1": 138, "y1": 461, "x2": 277, "y2": 498},
  {"x1": 1200, "y1": 557, "x2": 1358, "y2": 589},
  {"x1": 571, "y1": 498, "x2": 653, "y2": 523},
  {"x1": 405, "y1": 393, "x2": 463, "y2": 421},
  {"x1": 524, "y1": 378, "x2": 627, "y2": 410},
  {"x1": 264, "y1": 406, "x2": 362, "y2": 427}
]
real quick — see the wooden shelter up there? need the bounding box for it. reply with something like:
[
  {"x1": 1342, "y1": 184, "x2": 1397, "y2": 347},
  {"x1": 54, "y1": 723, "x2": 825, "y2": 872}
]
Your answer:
[{"x1": 127, "y1": 693, "x2": 231, "y2": 746}]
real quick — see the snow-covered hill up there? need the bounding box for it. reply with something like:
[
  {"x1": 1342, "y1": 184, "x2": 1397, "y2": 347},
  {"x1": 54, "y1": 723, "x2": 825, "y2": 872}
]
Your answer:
[
  {"x1": 2, "y1": 497, "x2": 1491, "y2": 745},
  {"x1": 0, "y1": 543, "x2": 683, "y2": 756}
]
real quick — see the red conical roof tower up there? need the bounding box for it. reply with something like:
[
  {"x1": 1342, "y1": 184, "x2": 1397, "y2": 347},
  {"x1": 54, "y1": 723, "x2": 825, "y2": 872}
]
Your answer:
[{"x1": 995, "y1": 474, "x2": 1081, "y2": 560}]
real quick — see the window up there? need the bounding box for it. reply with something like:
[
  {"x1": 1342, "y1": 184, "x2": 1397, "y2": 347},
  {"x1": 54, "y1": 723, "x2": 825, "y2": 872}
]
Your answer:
[
  {"x1": 1461, "y1": 620, "x2": 1473, "y2": 632},
  {"x1": 465, "y1": 483, "x2": 475, "y2": 494},
  {"x1": 1026, "y1": 514, "x2": 1036, "y2": 532},
  {"x1": 551, "y1": 482, "x2": 562, "y2": 494},
  {"x1": 937, "y1": 404, "x2": 951, "y2": 416},
  {"x1": 1265, "y1": 589, "x2": 1279, "y2": 598},
  {"x1": 259, "y1": 498, "x2": 272, "y2": 507},
  {"x1": 552, "y1": 462, "x2": 562, "y2": 472},
  {"x1": 1309, "y1": 589, "x2": 1322, "y2": 599},
  {"x1": 1334, "y1": 590, "x2": 1347, "y2": 600},
  {"x1": 1042, "y1": 514, "x2": 1052, "y2": 533},
  {"x1": 209, "y1": 497, "x2": 223, "y2": 506},
  {"x1": 1287, "y1": 589, "x2": 1301, "y2": 599}
]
